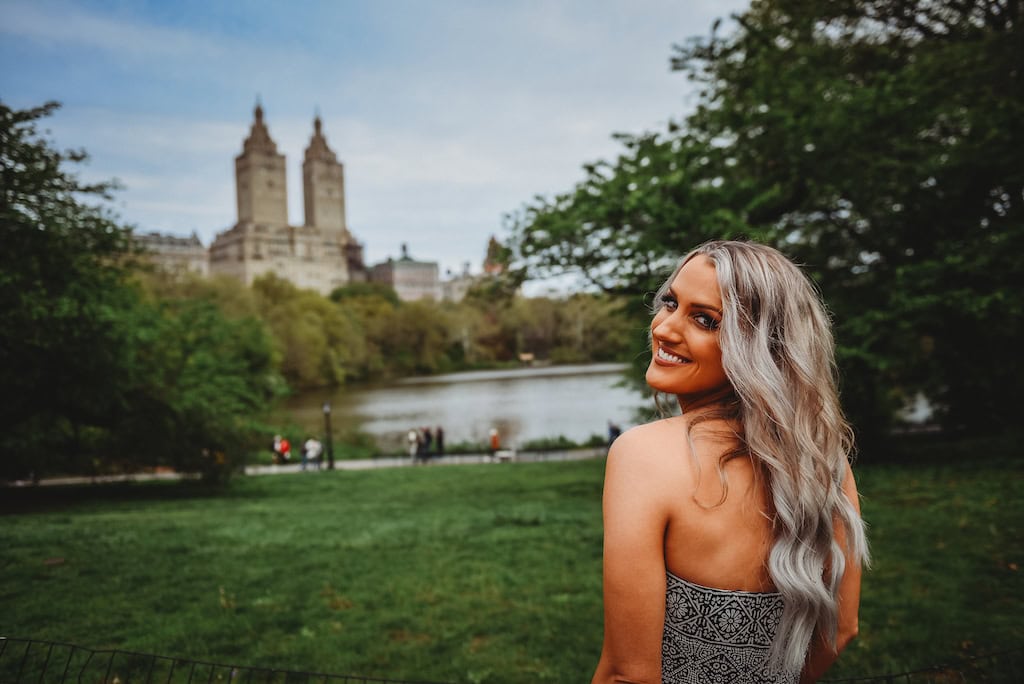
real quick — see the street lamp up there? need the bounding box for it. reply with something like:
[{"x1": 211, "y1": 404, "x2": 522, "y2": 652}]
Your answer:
[{"x1": 322, "y1": 401, "x2": 335, "y2": 470}]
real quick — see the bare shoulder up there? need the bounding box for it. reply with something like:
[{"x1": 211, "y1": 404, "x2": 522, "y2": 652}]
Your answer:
[{"x1": 605, "y1": 418, "x2": 691, "y2": 484}]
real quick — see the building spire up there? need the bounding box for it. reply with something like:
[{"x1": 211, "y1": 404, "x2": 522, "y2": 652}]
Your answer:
[
  {"x1": 304, "y1": 111, "x2": 337, "y2": 163},
  {"x1": 243, "y1": 99, "x2": 278, "y2": 155}
]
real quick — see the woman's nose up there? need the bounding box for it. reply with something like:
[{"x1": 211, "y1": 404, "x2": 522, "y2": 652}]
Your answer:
[{"x1": 652, "y1": 312, "x2": 683, "y2": 341}]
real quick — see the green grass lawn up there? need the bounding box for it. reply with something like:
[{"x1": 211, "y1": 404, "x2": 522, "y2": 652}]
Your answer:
[{"x1": 2, "y1": 441, "x2": 1022, "y2": 683}]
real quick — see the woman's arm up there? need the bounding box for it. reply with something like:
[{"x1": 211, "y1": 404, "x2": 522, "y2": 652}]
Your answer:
[
  {"x1": 801, "y1": 463, "x2": 864, "y2": 683},
  {"x1": 592, "y1": 430, "x2": 670, "y2": 684}
]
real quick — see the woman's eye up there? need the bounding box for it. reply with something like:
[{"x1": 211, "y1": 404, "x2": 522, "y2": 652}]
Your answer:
[
  {"x1": 694, "y1": 313, "x2": 720, "y2": 330},
  {"x1": 659, "y1": 294, "x2": 678, "y2": 311}
]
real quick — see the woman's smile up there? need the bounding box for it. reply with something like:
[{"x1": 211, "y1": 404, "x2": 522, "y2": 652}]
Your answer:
[{"x1": 654, "y1": 346, "x2": 690, "y2": 365}]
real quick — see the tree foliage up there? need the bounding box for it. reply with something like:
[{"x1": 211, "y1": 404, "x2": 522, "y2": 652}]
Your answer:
[
  {"x1": 1, "y1": 101, "x2": 281, "y2": 480},
  {"x1": 507, "y1": 0, "x2": 1024, "y2": 436}
]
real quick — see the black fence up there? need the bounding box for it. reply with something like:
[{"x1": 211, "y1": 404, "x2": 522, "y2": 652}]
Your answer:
[
  {"x1": 822, "y1": 648, "x2": 1023, "y2": 683},
  {"x1": 2, "y1": 636, "x2": 1021, "y2": 683},
  {"x1": 0, "y1": 637, "x2": 453, "y2": 684}
]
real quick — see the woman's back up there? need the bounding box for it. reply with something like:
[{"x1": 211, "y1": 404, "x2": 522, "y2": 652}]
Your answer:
[
  {"x1": 629, "y1": 417, "x2": 800, "y2": 683},
  {"x1": 642, "y1": 415, "x2": 774, "y2": 593}
]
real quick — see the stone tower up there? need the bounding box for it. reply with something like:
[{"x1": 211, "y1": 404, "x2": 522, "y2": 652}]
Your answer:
[
  {"x1": 235, "y1": 103, "x2": 288, "y2": 227},
  {"x1": 208, "y1": 104, "x2": 366, "y2": 294},
  {"x1": 302, "y1": 116, "x2": 347, "y2": 234}
]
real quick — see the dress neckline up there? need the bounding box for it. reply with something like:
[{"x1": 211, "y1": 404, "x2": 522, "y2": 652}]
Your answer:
[{"x1": 666, "y1": 569, "x2": 781, "y2": 597}]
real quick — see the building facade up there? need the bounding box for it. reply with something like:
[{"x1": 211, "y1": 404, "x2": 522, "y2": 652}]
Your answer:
[
  {"x1": 208, "y1": 105, "x2": 365, "y2": 295},
  {"x1": 370, "y1": 244, "x2": 442, "y2": 301},
  {"x1": 134, "y1": 231, "x2": 209, "y2": 276}
]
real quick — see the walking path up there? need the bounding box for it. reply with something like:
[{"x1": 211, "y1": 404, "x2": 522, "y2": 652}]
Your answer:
[
  {"x1": 5, "y1": 447, "x2": 608, "y2": 487},
  {"x1": 244, "y1": 446, "x2": 607, "y2": 476}
]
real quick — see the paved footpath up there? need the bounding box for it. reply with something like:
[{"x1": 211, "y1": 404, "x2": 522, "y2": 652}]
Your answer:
[
  {"x1": 6, "y1": 447, "x2": 607, "y2": 487},
  {"x1": 244, "y1": 447, "x2": 607, "y2": 476}
]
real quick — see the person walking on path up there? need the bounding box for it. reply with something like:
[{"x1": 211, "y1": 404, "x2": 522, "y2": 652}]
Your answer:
[
  {"x1": 420, "y1": 427, "x2": 433, "y2": 462},
  {"x1": 435, "y1": 426, "x2": 445, "y2": 457},
  {"x1": 489, "y1": 428, "x2": 500, "y2": 460},
  {"x1": 592, "y1": 240, "x2": 868, "y2": 683},
  {"x1": 303, "y1": 437, "x2": 322, "y2": 471},
  {"x1": 407, "y1": 429, "x2": 420, "y2": 462},
  {"x1": 606, "y1": 421, "x2": 622, "y2": 448}
]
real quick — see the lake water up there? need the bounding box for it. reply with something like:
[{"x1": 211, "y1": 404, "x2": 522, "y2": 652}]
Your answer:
[{"x1": 279, "y1": 363, "x2": 652, "y2": 452}]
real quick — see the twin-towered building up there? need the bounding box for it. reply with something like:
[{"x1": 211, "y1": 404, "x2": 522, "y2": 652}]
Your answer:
[
  {"x1": 207, "y1": 104, "x2": 368, "y2": 294},
  {"x1": 138, "y1": 104, "x2": 460, "y2": 300}
]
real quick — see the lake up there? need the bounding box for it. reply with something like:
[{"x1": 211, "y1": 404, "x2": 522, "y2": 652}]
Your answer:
[{"x1": 278, "y1": 363, "x2": 652, "y2": 452}]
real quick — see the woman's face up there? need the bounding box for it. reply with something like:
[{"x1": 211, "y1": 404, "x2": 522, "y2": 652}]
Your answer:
[{"x1": 645, "y1": 255, "x2": 729, "y2": 407}]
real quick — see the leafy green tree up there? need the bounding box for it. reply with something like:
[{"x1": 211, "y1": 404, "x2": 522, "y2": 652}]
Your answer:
[
  {"x1": 1, "y1": 101, "x2": 283, "y2": 480},
  {"x1": 502, "y1": 294, "x2": 634, "y2": 364},
  {"x1": 0, "y1": 101, "x2": 138, "y2": 477},
  {"x1": 111, "y1": 296, "x2": 282, "y2": 480},
  {"x1": 252, "y1": 274, "x2": 368, "y2": 388},
  {"x1": 330, "y1": 281, "x2": 401, "y2": 307},
  {"x1": 675, "y1": 0, "x2": 1023, "y2": 434},
  {"x1": 507, "y1": 130, "x2": 761, "y2": 297},
  {"x1": 508, "y1": 0, "x2": 1024, "y2": 436},
  {"x1": 138, "y1": 269, "x2": 263, "y2": 321}
]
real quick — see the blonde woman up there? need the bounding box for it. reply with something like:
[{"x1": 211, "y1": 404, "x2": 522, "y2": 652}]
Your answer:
[{"x1": 592, "y1": 240, "x2": 868, "y2": 683}]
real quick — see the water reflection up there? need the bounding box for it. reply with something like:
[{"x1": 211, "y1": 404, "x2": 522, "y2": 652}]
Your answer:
[{"x1": 279, "y1": 363, "x2": 650, "y2": 451}]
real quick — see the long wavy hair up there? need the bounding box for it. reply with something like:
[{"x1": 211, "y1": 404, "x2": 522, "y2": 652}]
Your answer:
[{"x1": 652, "y1": 239, "x2": 869, "y2": 672}]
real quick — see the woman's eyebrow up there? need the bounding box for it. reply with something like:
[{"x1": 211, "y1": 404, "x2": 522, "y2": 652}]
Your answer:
[
  {"x1": 691, "y1": 302, "x2": 723, "y2": 315},
  {"x1": 665, "y1": 285, "x2": 722, "y2": 315}
]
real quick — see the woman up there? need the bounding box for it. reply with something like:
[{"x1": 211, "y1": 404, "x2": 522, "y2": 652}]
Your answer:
[{"x1": 592, "y1": 240, "x2": 868, "y2": 683}]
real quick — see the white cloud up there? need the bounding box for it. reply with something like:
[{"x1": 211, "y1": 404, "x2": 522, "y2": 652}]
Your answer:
[{"x1": 0, "y1": 1, "x2": 223, "y2": 61}]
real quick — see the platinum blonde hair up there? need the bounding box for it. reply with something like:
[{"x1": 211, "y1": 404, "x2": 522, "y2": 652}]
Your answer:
[{"x1": 653, "y1": 239, "x2": 869, "y2": 672}]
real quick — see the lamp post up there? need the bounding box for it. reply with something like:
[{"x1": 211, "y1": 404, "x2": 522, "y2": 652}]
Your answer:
[{"x1": 322, "y1": 401, "x2": 335, "y2": 470}]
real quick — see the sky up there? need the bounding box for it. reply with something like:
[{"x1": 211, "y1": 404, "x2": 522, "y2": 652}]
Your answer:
[{"x1": 1, "y1": 0, "x2": 749, "y2": 288}]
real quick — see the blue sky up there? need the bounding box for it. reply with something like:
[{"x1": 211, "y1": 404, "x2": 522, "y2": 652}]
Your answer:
[{"x1": 1, "y1": 0, "x2": 748, "y2": 286}]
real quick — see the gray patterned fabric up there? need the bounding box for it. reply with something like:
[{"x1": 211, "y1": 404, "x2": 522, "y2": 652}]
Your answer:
[{"x1": 662, "y1": 571, "x2": 799, "y2": 684}]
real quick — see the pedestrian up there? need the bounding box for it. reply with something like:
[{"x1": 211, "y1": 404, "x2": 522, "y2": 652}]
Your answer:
[
  {"x1": 407, "y1": 429, "x2": 419, "y2": 461},
  {"x1": 271, "y1": 435, "x2": 283, "y2": 465},
  {"x1": 489, "y1": 428, "x2": 500, "y2": 459},
  {"x1": 606, "y1": 420, "x2": 622, "y2": 447},
  {"x1": 280, "y1": 437, "x2": 291, "y2": 463},
  {"x1": 592, "y1": 240, "x2": 868, "y2": 683},
  {"x1": 421, "y1": 426, "x2": 433, "y2": 461},
  {"x1": 435, "y1": 426, "x2": 445, "y2": 457},
  {"x1": 303, "y1": 437, "x2": 322, "y2": 471}
]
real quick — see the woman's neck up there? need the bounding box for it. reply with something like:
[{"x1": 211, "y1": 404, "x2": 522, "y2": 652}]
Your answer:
[{"x1": 677, "y1": 386, "x2": 738, "y2": 415}]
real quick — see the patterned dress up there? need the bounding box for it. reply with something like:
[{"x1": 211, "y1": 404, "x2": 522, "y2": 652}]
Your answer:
[{"x1": 662, "y1": 571, "x2": 800, "y2": 684}]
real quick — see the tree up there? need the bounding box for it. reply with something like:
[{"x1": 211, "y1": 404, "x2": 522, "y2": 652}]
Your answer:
[
  {"x1": 252, "y1": 274, "x2": 368, "y2": 388},
  {"x1": 507, "y1": 0, "x2": 1024, "y2": 436},
  {"x1": 1, "y1": 101, "x2": 282, "y2": 479},
  {"x1": 675, "y1": 0, "x2": 1024, "y2": 434},
  {"x1": 0, "y1": 101, "x2": 138, "y2": 476},
  {"x1": 108, "y1": 295, "x2": 282, "y2": 480}
]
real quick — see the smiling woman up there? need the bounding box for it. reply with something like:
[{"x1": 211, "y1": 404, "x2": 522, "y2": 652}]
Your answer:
[
  {"x1": 592, "y1": 240, "x2": 869, "y2": 684},
  {"x1": 646, "y1": 254, "x2": 729, "y2": 409}
]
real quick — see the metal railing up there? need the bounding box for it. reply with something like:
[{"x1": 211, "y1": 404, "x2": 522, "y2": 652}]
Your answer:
[
  {"x1": 3, "y1": 636, "x2": 1021, "y2": 683},
  {"x1": 822, "y1": 648, "x2": 1022, "y2": 683},
  {"x1": 0, "y1": 637, "x2": 454, "y2": 684}
]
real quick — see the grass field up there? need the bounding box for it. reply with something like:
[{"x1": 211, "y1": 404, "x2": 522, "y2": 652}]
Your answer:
[{"x1": 2, "y1": 437, "x2": 1022, "y2": 683}]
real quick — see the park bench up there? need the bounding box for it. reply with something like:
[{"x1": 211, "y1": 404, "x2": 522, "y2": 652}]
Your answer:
[{"x1": 494, "y1": 449, "x2": 516, "y2": 462}]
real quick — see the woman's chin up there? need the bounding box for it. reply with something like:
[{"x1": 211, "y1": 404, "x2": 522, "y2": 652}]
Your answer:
[{"x1": 645, "y1": 365, "x2": 675, "y2": 395}]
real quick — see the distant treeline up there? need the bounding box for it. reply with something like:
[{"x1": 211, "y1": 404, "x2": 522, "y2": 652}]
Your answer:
[{"x1": 141, "y1": 272, "x2": 635, "y2": 391}]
